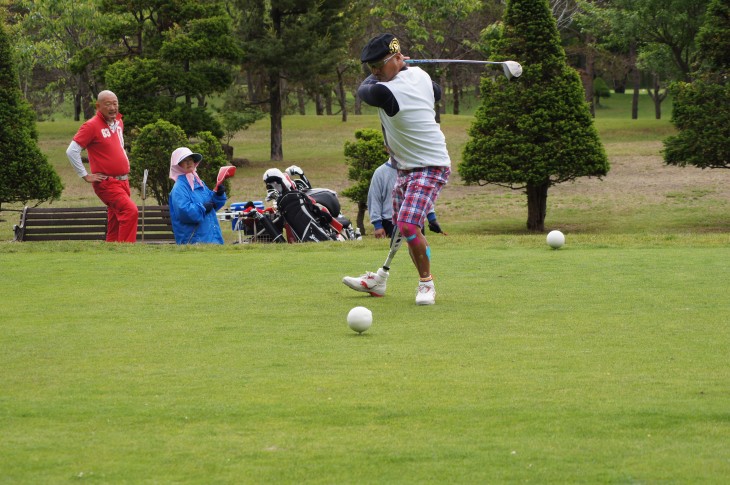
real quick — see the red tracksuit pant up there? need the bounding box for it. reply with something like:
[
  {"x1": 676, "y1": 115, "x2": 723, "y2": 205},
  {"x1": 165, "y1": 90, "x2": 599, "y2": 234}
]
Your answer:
[{"x1": 93, "y1": 178, "x2": 138, "y2": 243}]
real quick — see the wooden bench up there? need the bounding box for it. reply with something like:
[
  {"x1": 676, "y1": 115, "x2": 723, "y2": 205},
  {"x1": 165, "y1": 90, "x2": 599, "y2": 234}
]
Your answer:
[{"x1": 13, "y1": 205, "x2": 175, "y2": 243}]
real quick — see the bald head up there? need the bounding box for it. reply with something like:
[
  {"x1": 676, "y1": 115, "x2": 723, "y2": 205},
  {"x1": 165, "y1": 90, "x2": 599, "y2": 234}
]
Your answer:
[{"x1": 96, "y1": 90, "x2": 119, "y2": 123}]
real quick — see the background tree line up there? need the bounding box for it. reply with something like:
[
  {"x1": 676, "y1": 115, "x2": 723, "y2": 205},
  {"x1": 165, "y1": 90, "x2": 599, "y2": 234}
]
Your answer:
[{"x1": 5, "y1": 0, "x2": 716, "y2": 135}]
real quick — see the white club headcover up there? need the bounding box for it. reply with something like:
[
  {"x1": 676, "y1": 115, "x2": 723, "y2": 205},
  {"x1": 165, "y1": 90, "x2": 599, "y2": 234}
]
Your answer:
[
  {"x1": 285, "y1": 165, "x2": 304, "y2": 176},
  {"x1": 263, "y1": 168, "x2": 285, "y2": 182},
  {"x1": 263, "y1": 168, "x2": 294, "y2": 193}
]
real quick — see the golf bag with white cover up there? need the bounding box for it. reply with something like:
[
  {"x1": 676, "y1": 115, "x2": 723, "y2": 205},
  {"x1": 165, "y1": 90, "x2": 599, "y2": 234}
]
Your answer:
[
  {"x1": 284, "y1": 165, "x2": 359, "y2": 241},
  {"x1": 263, "y1": 168, "x2": 339, "y2": 243}
]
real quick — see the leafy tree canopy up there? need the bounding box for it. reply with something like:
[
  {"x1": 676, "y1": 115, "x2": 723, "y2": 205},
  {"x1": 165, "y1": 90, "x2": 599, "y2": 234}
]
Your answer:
[{"x1": 99, "y1": 0, "x2": 240, "y2": 137}]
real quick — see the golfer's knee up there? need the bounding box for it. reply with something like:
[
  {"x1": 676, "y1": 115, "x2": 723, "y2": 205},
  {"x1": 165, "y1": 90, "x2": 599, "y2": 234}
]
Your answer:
[{"x1": 397, "y1": 222, "x2": 421, "y2": 246}]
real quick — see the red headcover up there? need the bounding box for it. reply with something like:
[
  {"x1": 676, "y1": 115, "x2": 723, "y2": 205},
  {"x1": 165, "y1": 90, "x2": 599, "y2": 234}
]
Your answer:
[{"x1": 215, "y1": 166, "x2": 236, "y2": 190}]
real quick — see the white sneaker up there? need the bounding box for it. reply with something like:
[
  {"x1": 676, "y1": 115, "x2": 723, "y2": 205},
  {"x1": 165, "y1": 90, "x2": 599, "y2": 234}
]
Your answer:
[
  {"x1": 416, "y1": 281, "x2": 436, "y2": 305},
  {"x1": 342, "y1": 268, "x2": 388, "y2": 297}
]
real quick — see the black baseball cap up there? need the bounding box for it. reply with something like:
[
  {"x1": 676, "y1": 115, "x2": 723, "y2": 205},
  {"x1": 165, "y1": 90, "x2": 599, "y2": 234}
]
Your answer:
[{"x1": 361, "y1": 33, "x2": 401, "y2": 64}]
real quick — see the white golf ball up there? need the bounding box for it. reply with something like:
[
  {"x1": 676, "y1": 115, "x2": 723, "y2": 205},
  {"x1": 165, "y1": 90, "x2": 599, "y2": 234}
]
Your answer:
[
  {"x1": 347, "y1": 306, "x2": 372, "y2": 334},
  {"x1": 546, "y1": 230, "x2": 565, "y2": 249}
]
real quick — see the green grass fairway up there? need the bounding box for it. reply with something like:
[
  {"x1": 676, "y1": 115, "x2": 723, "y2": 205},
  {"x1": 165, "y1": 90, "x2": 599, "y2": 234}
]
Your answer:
[{"x1": 1, "y1": 236, "x2": 729, "y2": 483}]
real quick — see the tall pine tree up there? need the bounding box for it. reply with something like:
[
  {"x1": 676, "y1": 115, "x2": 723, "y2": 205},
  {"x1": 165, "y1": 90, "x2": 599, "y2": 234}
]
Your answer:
[
  {"x1": 0, "y1": 20, "x2": 63, "y2": 212},
  {"x1": 460, "y1": 0, "x2": 608, "y2": 232}
]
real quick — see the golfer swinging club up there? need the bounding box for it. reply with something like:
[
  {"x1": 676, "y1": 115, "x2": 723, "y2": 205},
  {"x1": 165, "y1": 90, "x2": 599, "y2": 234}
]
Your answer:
[{"x1": 343, "y1": 34, "x2": 451, "y2": 305}]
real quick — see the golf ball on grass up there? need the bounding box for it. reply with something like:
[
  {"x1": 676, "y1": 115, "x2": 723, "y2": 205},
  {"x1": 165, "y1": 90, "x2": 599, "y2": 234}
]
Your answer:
[
  {"x1": 347, "y1": 306, "x2": 372, "y2": 334},
  {"x1": 546, "y1": 230, "x2": 565, "y2": 249}
]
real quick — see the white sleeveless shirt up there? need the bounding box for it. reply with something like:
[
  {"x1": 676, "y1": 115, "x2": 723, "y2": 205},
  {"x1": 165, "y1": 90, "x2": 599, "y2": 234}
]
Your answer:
[{"x1": 377, "y1": 67, "x2": 451, "y2": 170}]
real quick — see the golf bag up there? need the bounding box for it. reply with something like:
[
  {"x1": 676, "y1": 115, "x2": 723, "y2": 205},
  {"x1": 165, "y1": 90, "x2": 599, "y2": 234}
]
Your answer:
[
  {"x1": 264, "y1": 168, "x2": 343, "y2": 243},
  {"x1": 237, "y1": 202, "x2": 286, "y2": 243},
  {"x1": 284, "y1": 166, "x2": 359, "y2": 241},
  {"x1": 277, "y1": 191, "x2": 339, "y2": 242}
]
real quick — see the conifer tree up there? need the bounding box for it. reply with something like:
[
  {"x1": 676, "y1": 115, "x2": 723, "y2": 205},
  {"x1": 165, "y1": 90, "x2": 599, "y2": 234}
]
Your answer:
[
  {"x1": 460, "y1": 0, "x2": 608, "y2": 231},
  {"x1": 663, "y1": 0, "x2": 729, "y2": 170},
  {"x1": 0, "y1": 20, "x2": 63, "y2": 212}
]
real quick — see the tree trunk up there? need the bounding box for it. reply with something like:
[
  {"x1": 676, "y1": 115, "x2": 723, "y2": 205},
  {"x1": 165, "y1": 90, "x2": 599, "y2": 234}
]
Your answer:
[
  {"x1": 297, "y1": 89, "x2": 306, "y2": 115},
  {"x1": 581, "y1": 35, "x2": 596, "y2": 117},
  {"x1": 526, "y1": 181, "x2": 549, "y2": 232},
  {"x1": 325, "y1": 89, "x2": 333, "y2": 115},
  {"x1": 247, "y1": 70, "x2": 258, "y2": 103},
  {"x1": 222, "y1": 143, "x2": 234, "y2": 162},
  {"x1": 336, "y1": 69, "x2": 348, "y2": 122},
  {"x1": 353, "y1": 90, "x2": 362, "y2": 115},
  {"x1": 76, "y1": 72, "x2": 95, "y2": 120},
  {"x1": 630, "y1": 43, "x2": 640, "y2": 120},
  {"x1": 269, "y1": 6, "x2": 283, "y2": 160},
  {"x1": 356, "y1": 201, "x2": 367, "y2": 235},
  {"x1": 269, "y1": 71, "x2": 283, "y2": 161},
  {"x1": 315, "y1": 93, "x2": 324, "y2": 115},
  {"x1": 453, "y1": 82, "x2": 460, "y2": 115},
  {"x1": 647, "y1": 74, "x2": 667, "y2": 120},
  {"x1": 74, "y1": 93, "x2": 82, "y2": 122},
  {"x1": 83, "y1": 95, "x2": 94, "y2": 119},
  {"x1": 81, "y1": 73, "x2": 95, "y2": 119}
]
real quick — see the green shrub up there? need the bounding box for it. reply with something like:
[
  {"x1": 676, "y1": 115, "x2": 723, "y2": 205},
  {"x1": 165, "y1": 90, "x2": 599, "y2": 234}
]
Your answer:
[
  {"x1": 341, "y1": 129, "x2": 389, "y2": 233},
  {"x1": 0, "y1": 21, "x2": 62, "y2": 210}
]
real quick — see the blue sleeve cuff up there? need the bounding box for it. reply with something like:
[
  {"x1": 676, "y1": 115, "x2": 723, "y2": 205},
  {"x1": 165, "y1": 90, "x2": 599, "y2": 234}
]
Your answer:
[
  {"x1": 427, "y1": 212, "x2": 437, "y2": 223},
  {"x1": 372, "y1": 220, "x2": 383, "y2": 230}
]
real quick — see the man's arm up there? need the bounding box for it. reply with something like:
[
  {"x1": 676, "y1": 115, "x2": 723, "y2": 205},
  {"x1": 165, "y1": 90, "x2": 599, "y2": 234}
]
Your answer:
[
  {"x1": 66, "y1": 141, "x2": 88, "y2": 178},
  {"x1": 358, "y1": 75, "x2": 400, "y2": 116},
  {"x1": 67, "y1": 140, "x2": 107, "y2": 182},
  {"x1": 427, "y1": 212, "x2": 445, "y2": 234},
  {"x1": 367, "y1": 177, "x2": 386, "y2": 226}
]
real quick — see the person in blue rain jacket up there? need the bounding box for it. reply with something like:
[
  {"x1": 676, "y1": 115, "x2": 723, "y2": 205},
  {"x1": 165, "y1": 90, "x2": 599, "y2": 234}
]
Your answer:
[{"x1": 168, "y1": 147, "x2": 226, "y2": 244}]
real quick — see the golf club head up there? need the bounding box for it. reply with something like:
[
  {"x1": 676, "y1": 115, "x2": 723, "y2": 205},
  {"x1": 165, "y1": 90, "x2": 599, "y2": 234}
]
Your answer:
[{"x1": 502, "y1": 61, "x2": 522, "y2": 79}]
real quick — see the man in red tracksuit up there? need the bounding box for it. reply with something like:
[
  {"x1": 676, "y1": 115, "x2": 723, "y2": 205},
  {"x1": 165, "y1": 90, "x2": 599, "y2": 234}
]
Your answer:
[{"x1": 66, "y1": 90, "x2": 138, "y2": 242}]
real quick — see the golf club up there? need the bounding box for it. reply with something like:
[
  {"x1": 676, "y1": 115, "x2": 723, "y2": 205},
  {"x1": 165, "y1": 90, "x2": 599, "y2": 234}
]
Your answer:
[
  {"x1": 382, "y1": 226, "x2": 403, "y2": 272},
  {"x1": 405, "y1": 59, "x2": 523, "y2": 79}
]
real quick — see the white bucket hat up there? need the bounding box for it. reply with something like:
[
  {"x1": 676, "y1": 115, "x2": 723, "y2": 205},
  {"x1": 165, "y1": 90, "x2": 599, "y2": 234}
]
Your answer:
[
  {"x1": 169, "y1": 147, "x2": 204, "y2": 187},
  {"x1": 171, "y1": 147, "x2": 203, "y2": 165}
]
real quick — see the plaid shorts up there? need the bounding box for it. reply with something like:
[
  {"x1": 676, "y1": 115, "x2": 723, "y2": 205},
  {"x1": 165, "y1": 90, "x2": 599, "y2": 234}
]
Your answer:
[{"x1": 392, "y1": 166, "x2": 450, "y2": 227}]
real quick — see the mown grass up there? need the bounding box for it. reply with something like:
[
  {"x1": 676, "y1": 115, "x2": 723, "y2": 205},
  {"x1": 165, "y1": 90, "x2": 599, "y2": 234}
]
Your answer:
[
  {"x1": 1, "y1": 90, "x2": 729, "y2": 483},
  {"x1": 1, "y1": 236, "x2": 729, "y2": 483}
]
